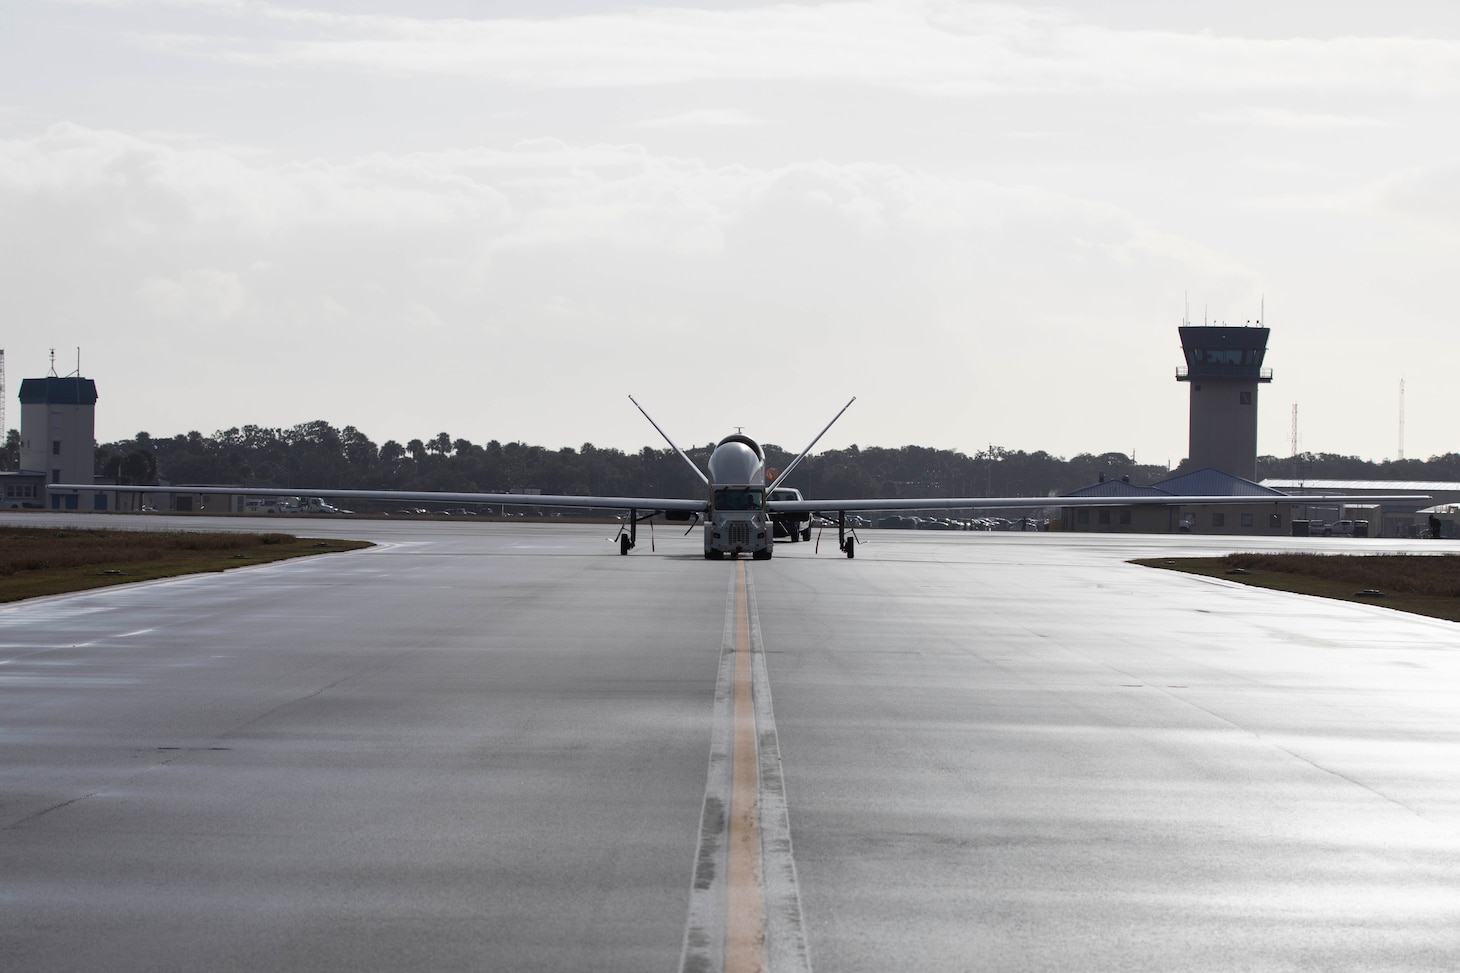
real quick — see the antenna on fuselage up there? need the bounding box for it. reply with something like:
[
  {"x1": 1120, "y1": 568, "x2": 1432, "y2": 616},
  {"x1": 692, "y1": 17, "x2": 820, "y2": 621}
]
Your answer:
[
  {"x1": 767, "y1": 397, "x2": 856, "y2": 493},
  {"x1": 628, "y1": 395, "x2": 710, "y2": 487}
]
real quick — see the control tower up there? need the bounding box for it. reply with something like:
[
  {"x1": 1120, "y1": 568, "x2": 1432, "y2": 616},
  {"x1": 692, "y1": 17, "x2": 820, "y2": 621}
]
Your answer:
[
  {"x1": 1176, "y1": 325, "x2": 1271, "y2": 480},
  {"x1": 19, "y1": 374, "x2": 99, "y2": 499}
]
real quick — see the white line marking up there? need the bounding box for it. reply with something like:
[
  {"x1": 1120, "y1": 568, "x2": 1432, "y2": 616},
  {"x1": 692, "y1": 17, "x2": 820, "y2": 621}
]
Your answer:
[{"x1": 745, "y1": 567, "x2": 813, "y2": 973}]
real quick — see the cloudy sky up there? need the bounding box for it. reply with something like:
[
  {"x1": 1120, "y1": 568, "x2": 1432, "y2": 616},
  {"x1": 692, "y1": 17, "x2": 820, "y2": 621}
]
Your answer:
[{"x1": 2, "y1": 1, "x2": 1457, "y2": 466}]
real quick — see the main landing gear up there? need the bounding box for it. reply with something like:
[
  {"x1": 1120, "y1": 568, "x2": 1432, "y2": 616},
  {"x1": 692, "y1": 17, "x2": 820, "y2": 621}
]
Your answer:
[
  {"x1": 837, "y1": 511, "x2": 857, "y2": 559},
  {"x1": 617, "y1": 508, "x2": 650, "y2": 555}
]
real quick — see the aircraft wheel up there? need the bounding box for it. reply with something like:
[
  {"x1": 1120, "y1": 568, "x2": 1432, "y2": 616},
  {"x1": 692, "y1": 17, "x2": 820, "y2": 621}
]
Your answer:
[
  {"x1": 620, "y1": 534, "x2": 631, "y2": 556},
  {"x1": 752, "y1": 549, "x2": 772, "y2": 560},
  {"x1": 704, "y1": 550, "x2": 724, "y2": 560},
  {"x1": 845, "y1": 537, "x2": 856, "y2": 559},
  {"x1": 801, "y1": 528, "x2": 812, "y2": 542}
]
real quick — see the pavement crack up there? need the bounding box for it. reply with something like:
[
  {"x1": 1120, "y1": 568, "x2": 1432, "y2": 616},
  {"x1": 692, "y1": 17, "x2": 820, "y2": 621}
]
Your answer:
[{"x1": 5, "y1": 791, "x2": 100, "y2": 830}]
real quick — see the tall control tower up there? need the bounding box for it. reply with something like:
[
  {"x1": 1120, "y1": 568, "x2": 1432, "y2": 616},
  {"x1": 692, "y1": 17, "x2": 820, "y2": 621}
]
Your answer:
[
  {"x1": 19, "y1": 374, "x2": 98, "y2": 491},
  {"x1": 1176, "y1": 325, "x2": 1271, "y2": 480}
]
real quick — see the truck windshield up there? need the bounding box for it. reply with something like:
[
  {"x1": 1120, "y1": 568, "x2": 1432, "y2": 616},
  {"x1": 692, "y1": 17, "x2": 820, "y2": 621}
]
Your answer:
[{"x1": 713, "y1": 489, "x2": 764, "y2": 511}]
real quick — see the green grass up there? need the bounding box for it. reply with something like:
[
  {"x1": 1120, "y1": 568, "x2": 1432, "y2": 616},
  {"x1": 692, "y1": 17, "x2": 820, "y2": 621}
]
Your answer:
[
  {"x1": 1133, "y1": 552, "x2": 1460, "y2": 623},
  {"x1": 0, "y1": 526, "x2": 372, "y2": 603}
]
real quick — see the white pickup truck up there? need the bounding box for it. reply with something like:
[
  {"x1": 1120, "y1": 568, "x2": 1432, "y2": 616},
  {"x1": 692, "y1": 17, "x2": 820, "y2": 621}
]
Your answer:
[
  {"x1": 297, "y1": 497, "x2": 349, "y2": 514},
  {"x1": 769, "y1": 487, "x2": 812, "y2": 542},
  {"x1": 245, "y1": 496, "x2": 349, "y2": 515}
]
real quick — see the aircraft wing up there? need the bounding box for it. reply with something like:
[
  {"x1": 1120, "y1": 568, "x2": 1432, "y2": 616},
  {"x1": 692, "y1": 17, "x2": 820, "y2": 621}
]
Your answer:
[
  {"x1": 767, "y1": 494, "x2": 1426, "y2": 513},
  {"x1": 52, "y1": 484, "x2": 709, "y2": 514}
]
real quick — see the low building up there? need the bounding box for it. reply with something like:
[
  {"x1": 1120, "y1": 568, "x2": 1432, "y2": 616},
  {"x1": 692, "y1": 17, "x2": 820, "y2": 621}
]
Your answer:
[
  {"x1": 1, "y1": 470, "x2": 46, "y2": 509},
  {"x1": 1260, "y1": 479, "x2": 1456, "y2": 537},
  {"x1": 1062, "y1": 468, "x2": 1296, "y2": 535},
  {"x1": 1060, "y1": 476, "x2": 1182, "y2": 532},
  {"x1": 1416, "y1": 504, "x2": 1458, "y2": 539}
]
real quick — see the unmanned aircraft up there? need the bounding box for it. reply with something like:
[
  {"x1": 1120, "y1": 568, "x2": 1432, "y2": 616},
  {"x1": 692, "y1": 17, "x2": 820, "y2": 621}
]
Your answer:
[{"x1": 54, "y1": 398, "x2": 1423, "y2": 559}]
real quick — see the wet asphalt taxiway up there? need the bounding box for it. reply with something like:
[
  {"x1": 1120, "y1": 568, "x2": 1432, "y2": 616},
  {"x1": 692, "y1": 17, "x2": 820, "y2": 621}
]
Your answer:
[{"x1": 3, "y1": 515, "x2": 1459, "y2": 971}]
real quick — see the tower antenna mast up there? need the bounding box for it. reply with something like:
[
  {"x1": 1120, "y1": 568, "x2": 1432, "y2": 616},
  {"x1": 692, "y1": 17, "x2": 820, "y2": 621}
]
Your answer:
[
  {"x1": 1398, "y1": 377, "x2": 1406, "y2": 462},
  {"x1": 1290, "y1": 403, "x2": 1299, "y2": 479}
]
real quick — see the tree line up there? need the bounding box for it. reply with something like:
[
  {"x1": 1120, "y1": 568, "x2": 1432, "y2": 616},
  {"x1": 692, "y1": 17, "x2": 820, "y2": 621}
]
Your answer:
[
  {"x1": 3, "y1": 422, "x2": 1456, "y2": 503},
  {"x1": 0, "y1": 421, "x2": 1435, "y2": 505}
]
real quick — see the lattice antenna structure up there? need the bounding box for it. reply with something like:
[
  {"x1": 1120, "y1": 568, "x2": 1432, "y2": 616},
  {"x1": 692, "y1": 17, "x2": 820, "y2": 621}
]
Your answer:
[
  {"x1": 0, "y1": 347, "x2": 6, "y2": 442},
  {"x1": 1289, "y1": 402, "x2": 1299, "y2": 479},
  {"x1": 1398, "y1": 377, "x2": 1406, "y2": 462}
]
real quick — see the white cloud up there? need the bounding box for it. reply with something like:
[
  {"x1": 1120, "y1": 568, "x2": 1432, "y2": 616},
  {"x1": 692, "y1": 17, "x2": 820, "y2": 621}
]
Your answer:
[
  {"x1": 0, "y1": 122, "x2": 1263, "y2": 454},
  {"x1": 65, "y1": 1, "x2": 1460, "y2": 97},
  {"x1": 1199, "y1": 107, "x2": 1388, "y2": 129},
  {"x1": 5, "y1": 2, "x2": 1457, "y2": 462},
  {"x1": 1375, "y1": 162, "x2": 1460, "y2": 227},
  {"x1": 137, "y1": 268, "x2": 246, "y2": 318},
  {"x1": 638, "y1": 109, "x2": 765, "y2": 129}
]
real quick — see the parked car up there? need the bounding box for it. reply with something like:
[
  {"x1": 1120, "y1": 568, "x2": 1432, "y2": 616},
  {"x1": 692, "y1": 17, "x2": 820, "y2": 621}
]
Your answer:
[{"x1": 769, "y1": 487, "x2": 812, "y2": 542}]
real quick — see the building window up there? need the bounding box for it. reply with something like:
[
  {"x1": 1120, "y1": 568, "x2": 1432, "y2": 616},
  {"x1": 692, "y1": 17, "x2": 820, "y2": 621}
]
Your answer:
[
  {"x1": 52, "y1": 440, "x2": 61, "y2": 455},
  {"x1": 1241, "y1": 513, "x2": 1254, "y2": 527},
  {"x1": 1212, "y1": 512, "x2": 1225, "y2": 527},
  {"x1": 1098, "y1": 509, "x2": 1111, "y2": 525},
  {"x1": 1119, "y1": 509, "x2": 1131, "y2": 525},
  {"x1": 1077, "y1": 509, "x2": 1090, "y2": 525},
  {"x1": 52, "y1": 469, "x2": 62, "y2": 484},
  {"x1": 1269, "y1": 513, "x2": 1282, "y2": 528}
]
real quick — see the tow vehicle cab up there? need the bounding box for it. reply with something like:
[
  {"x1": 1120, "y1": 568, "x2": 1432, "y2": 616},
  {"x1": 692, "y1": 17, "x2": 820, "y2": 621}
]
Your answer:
[{"x1": 704, "y1": 434, "x2": 773, "y2": 559}]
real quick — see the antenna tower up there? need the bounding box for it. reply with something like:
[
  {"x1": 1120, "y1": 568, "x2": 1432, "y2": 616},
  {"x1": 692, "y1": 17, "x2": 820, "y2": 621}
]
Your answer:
[
  {"x1": 0, "y1": 348, "x2": 6, "y2": 443},
  {"x1": 1398, "y1": 377, "x2": 1406, "y2": 461},
  {"x1": 1289, "y1": 402, "x2": 1299, "y2": 478}
]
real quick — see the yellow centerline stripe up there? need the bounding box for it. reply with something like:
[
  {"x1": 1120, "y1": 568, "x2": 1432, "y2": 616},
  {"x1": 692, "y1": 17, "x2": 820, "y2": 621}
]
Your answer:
[{"x1": 726, "y1": 560, "x2": 767, "y2": 972}]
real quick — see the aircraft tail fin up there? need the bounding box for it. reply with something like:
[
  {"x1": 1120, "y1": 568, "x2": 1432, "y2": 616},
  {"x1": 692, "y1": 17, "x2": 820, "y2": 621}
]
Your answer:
[
  {"x1": 629, "y1": 395, "x2": 710, "y2": 487},
  {"x1": 768, "y1": 397, "x2": 855, "y2": 493}
]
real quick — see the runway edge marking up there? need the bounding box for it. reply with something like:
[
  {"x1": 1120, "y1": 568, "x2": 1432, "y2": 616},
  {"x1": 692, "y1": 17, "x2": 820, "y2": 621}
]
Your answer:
[{"x1": 679, "y1": 563, "x2": 813, "y2": 973}]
